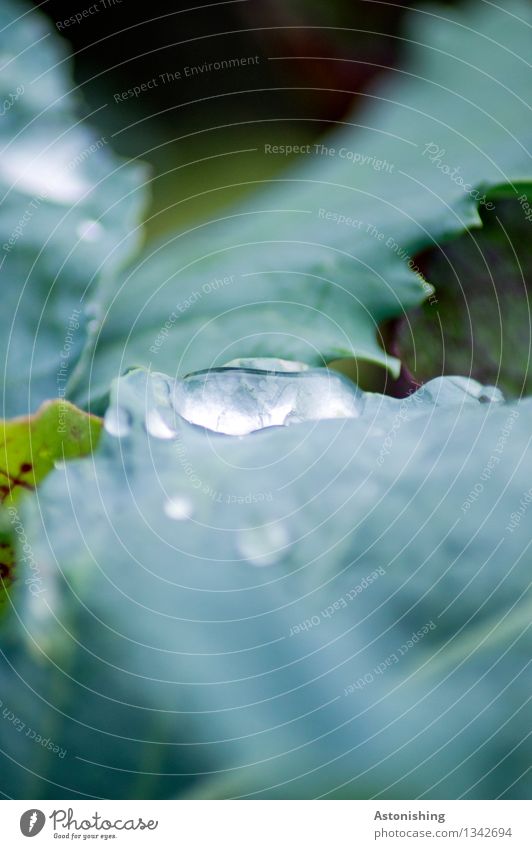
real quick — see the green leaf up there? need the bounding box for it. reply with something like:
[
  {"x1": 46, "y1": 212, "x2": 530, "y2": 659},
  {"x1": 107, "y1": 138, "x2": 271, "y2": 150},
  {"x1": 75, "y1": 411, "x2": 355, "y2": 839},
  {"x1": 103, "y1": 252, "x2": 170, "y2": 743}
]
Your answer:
[
  {"x1": 1, "y1": 367, "x2": 530, "y2": 799},
  {"x1": 0, "y1": 401, "x2": 102, "y2": 605},
  {"x1": 0, "y1": 401, "x2": 102, "y2": 505},
  {"x1": 0, "y1": 0, "x2": 148, "y2": 418},
  {"x1": 79, "y1": 0, "x2": 532, "y2": 405}
]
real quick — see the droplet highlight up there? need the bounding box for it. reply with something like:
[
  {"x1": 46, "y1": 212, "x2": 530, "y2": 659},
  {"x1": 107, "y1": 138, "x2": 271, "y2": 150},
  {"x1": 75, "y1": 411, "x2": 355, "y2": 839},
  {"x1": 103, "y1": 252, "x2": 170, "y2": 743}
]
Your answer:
[
  {"x1": 237, "y1": 522, "x2": 290, "y2": 567},
  {"x1": 104, "y1": 406, "x2": 132, "y2": 438},
  {"x1": 77, "y1": 219, "x2": 104, "y2": 242},
  {"x1": 145, "y1": 408, "x2": 177, "y2": 440},
  {"x1": 164, "y1": 496, "x2": 194, "y2": 521}
]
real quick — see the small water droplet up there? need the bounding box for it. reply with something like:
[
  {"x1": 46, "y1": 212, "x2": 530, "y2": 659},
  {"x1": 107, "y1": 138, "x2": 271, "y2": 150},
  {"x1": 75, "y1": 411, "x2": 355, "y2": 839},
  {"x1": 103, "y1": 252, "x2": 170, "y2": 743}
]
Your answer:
[
  {"x1": 53, "y1": 460, "x2": 66, "y2": 471},
  {"x1": 77, "y1": 219, "x2": 104, "y2": 242},
  {"x1": 104, "y1": 406, "x2": 132, "y2": 438},
  {"x1": 164, "y1": 496, "x2": 194, "y2": 521},
  {"x1": 479, "y1": 385, "x2": 505, "y2": 404},
  {"x1": 423, "y1": 377, "x2": 506, "y2": 407},
  {"x1": 145, "y1": 408, "x2": 177, "y2": 440},
  {"x1": 237, "y1": 522, "x2": 290, "y2": 567}
]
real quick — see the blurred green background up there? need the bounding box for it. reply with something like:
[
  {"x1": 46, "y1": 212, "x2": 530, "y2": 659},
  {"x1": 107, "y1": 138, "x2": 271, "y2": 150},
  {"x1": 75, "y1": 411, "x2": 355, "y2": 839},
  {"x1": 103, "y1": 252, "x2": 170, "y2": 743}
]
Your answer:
[{"x1": 35, "y1": 0, "x2": 531, "y2": 396}]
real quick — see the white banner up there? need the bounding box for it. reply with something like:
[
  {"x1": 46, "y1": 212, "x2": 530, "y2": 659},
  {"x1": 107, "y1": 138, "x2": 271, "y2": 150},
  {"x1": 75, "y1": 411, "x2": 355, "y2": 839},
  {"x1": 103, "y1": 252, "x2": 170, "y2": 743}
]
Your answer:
[{"x1": 0, "y1": 800, "x2": 529, "y2": 847}]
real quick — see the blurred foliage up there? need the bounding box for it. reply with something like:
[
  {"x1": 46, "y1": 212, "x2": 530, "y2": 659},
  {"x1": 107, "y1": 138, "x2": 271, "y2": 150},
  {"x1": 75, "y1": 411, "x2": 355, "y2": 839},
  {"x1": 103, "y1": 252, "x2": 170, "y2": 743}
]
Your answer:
[
  {"x1": 39, "y1": 0, "x2": 416, "y2": 240},
  {"x1": 76, "y1": 0, "x2": 532, "y2": 407},
  {"x1": 0, "y1": 0, "x2": 146, "y2": 419},
  {"x1": 400, "y1": 195, "x2": 532, "y2": 397}
]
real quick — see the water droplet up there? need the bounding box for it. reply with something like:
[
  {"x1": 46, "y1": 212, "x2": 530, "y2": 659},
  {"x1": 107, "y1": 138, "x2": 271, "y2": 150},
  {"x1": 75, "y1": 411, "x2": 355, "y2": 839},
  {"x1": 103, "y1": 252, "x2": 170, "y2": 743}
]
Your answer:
[
  {"x1": 164, "y1": 496, "x2": 194, "y2": 521},
  {"x1": 478, "y1": 385, "x2": 505, "y2": 404},
  {"x1": 53, "y1": 460, "x2": 66, "y2": 471},
  {"x1": 104, "y1": 406, "x2": 132, "y2": 438},
  {"x1": 145, "y1": 408, "x2": 177, "y2": 440},
  {"x1": 172, "y1": 367, "x2": 362, "y2": 436},
  {"x1": 77, "y1": 219, "x2": 104, "y2": 242},
  {"x1": 421, "y1": 377, "x2": 505, "y2": 407},
  {"x1": 237, "y1": 523, "x2": 290, "y2": 567}
]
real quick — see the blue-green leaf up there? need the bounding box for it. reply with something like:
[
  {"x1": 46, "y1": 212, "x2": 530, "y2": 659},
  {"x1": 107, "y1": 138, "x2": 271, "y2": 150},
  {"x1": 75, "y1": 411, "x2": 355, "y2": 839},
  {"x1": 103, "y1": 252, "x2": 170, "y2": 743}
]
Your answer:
[
  {"x1": 0, "y1": 0, "x2": 148, "y2": 417},
  {"x1": 1, "y1": 368, "x2": 529, "y2": 799},
  {"x1": 79, "y1": 0, "x2": 532, "y2": 403}
]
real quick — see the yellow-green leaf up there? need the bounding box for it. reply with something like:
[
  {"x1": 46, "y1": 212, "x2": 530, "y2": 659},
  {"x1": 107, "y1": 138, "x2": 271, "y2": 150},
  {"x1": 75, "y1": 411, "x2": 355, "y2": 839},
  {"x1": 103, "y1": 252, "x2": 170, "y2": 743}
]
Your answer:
[{"x1": 0, "y1": 402, "x2": 101, "y2": 604}]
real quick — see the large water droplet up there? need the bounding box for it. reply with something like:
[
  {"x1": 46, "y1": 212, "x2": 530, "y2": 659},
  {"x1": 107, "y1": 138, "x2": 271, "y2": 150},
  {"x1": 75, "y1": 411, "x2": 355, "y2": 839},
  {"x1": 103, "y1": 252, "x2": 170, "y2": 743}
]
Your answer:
[
  {"x1": 172, "y1": 366, "x2": 363, "y2": 436},
  {"x1": 104, "y1": 406, "x2": 132, "y2": 438},
  {"x1": 237, "y1": 522, "x2": 290, "y2": 567},
  {"x1": 164, "y1": 495, "x2": 194, "y2": 521}
]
